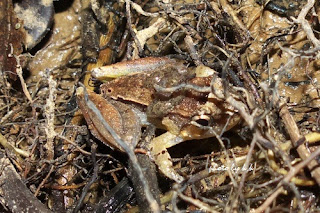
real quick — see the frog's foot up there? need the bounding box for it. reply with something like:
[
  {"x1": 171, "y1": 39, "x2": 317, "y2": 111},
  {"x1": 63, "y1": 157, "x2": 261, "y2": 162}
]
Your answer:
[{"x1": 150, "y1": 132, "x2": 185, "y2": 183}]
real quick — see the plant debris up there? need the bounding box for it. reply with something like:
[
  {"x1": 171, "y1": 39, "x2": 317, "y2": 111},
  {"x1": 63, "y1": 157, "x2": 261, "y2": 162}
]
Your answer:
[{"x1": 1, "y1": 0, "x2": 320, "y2": 212}]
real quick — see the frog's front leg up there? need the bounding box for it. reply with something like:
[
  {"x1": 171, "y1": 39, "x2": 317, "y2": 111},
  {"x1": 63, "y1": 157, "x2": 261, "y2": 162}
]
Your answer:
[{"x1": 149, "y1": 132, "x2": 185, "y2": 183}]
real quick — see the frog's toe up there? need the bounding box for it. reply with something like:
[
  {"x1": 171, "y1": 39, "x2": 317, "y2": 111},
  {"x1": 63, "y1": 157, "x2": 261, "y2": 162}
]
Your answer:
[
  {"x1": 150, "y1": 132, "x2": 185, "y2": 183},
  {"x1": 153, "y1": 149, "x2": 184, "y2": 182}
]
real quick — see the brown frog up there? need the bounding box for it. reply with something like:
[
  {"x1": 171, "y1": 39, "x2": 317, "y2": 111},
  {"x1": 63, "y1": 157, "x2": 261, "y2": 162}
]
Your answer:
[{"x1": 76, "y1": 57, "x2": 240, "y2": 183}]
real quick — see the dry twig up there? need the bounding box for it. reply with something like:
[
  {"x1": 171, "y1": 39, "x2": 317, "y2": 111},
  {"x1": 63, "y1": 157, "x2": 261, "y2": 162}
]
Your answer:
[{"x1": 44, "y1": 74, "x2": 57, "y2": 160}]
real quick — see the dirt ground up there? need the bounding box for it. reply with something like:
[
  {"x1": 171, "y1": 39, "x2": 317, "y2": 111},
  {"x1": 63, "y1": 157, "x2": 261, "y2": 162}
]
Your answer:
[{"x1": 1, "y1": 0, "x2": 320, "y2": 212}]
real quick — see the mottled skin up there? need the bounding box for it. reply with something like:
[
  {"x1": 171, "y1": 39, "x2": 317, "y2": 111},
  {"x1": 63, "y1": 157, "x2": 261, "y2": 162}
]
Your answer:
[{"x1": 77, "y1": 57, "x2": 240, "y2": 182}]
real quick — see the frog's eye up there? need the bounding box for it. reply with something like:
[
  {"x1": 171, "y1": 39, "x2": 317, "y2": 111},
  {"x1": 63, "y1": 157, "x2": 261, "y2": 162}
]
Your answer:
[
  {"x1": 106, "y1": 88, "x2": 113, "y2": 94},
  {"x1": 192, "y1": 115, "x2": 212, "y2": 127}
]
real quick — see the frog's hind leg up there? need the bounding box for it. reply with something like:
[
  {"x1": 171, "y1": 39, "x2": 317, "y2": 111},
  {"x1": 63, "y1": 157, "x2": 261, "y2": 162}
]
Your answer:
[{"x1": 149, "y1": 132, "x2": 185, "y2": 183}]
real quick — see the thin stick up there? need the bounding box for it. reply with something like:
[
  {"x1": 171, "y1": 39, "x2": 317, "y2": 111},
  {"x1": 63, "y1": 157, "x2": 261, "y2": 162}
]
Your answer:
[
  {"x1": 291, "y1": 0, "x2": 320, "y2": 47},
  {"x1": 34, "y1": 165, "x2": 54, "y2": 197},
  {"x1": 254, "y1": 145, "x2": 320, "y2": 212},
  {"x1": 73, "y1": 144, "x2": 98, "y2": 213},
  {"x1": 81, "y1": 85, "x2": 160, "y2": 212},
  {"x1": 279, "y1": 102, "x2": 320, "y2": 186},
  {"x1": 44, "y1": 74, "x2": 57, "y2": 160},
  {"x1": 184, "y1": 35, "x2": 203, "y2": 66},
  {"x1": 8, "y1": 45, "x2": 33, "y2": 103}
]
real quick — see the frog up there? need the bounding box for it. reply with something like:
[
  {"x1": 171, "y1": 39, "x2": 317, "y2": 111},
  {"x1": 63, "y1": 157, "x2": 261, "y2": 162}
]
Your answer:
[{"x1": 76, "y1": 57, "x2": 240, "y2": 183}]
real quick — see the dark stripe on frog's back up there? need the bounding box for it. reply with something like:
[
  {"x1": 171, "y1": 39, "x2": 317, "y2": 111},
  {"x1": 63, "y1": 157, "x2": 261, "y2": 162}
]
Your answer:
[{"x1": 100, "y1": 64, "x2": 195, "y2": 106}]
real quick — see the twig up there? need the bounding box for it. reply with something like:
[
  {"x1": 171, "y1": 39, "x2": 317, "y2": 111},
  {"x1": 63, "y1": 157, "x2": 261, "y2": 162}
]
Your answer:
[
  {"x1": 184, "y1": 35, "x2": 203, "y2": 66},
  {"x1": 73, "y1": 144, "x2": 98, "y2": 213},
  {"x1": 279, "y1": 101, "x2": 320, "y2": 186},
  {"x1": 44, "y1": 74, "x2": 57, "y2": 160},
  {"x1": 254, "y1": 145, "x2": 320, "y2": 212},
  {"x1": 79, "y1": 85, "x2": 160, "y2": 212},
  {"x1": 128, "y1": 0, "x2": 158, "y2": 17},
  {"x1": 34, "y1": 165, "x2": 54, "y2": 197},
  {"x1": 125, "y1": 0, "x2": 143, "y2": 58},
  {"x1": 0, "y1": 133, "x2": 30, "y2": 157},
  {"x1": 233, "y1": 134, "x2": 257, "y2": 210},
  {"x1": 57, "y1": 135, "x2": 114, "y2": 158},
  {"x1": 219, "y1": 0, "x2": 250, "y2": 35},
  {"x1": 177, "y1": 191, "x2": 220, "y2": 213},
  {"x1": 47, "y1": 182, "x2": 87, "y2": 190},
  {"x1": 134, "y1": 17, "x2": 167, "y2": 58},
  {"x1": 291, "y1": 0, "x2": 320, "y2": 47},
  {"x1": 232, "y1": 59, "x2": 262, "y2": 105},
  {"x1": 8, "y1": 45, "x2": 33, "y2": 103}
]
